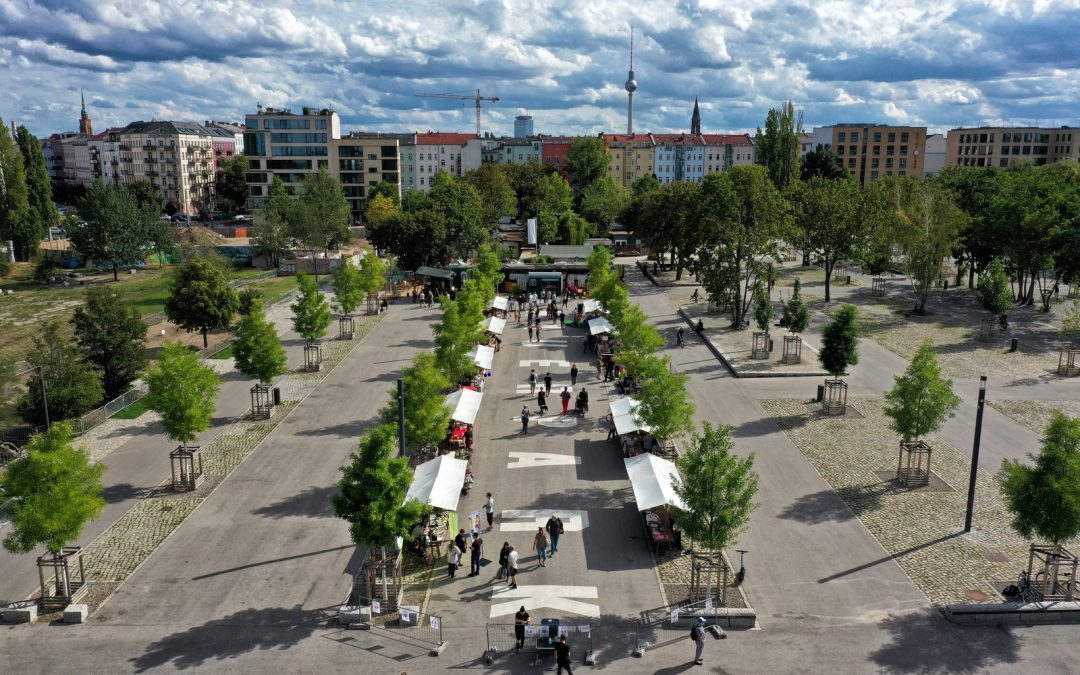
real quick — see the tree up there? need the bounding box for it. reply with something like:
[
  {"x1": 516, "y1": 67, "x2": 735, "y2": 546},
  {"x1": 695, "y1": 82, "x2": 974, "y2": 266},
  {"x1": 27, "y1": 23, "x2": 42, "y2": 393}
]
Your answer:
[
  {"x1": 783, "y1": 279, "x2": 810, "y2": 335},
  {"x1": 255, "y1": 175, "x2": 293, "y2": 269},
  {"x1": 433, "y1": 294, "x2": 482, "y2": 383},
  {"x1": 0, "y1": 119, "x2": 34, "y2": 260},
  {"x1": 636, "y1": 181, "x2": 703, "y2": 279},
  {"x1": 17, "y1": 321, "x2": 103, "y2": 427},
  {"x1": 331, "y1": 257, "x2": 365, "y2": 318},
  {"x1": 291, "y1": 272, "x2": 331, "y2": 344},
  {"x1": 367, "y1": 209, "x2": 448, "y2": 271},
  {"x1": 556, "y1": 212, "x2": 590, "y2": 245},
  {"x1": 364, "y1": 193, "x2": 399, "y2": 228},
  {"x1": 883, "y1": 339, "x2": 960, "y2": 443},
  {"x1": 72, "y1": 286, "x2": 147, "y2": 400},
  {"x1": 671, "y1": 422, "x2": 758, "y2": 588},
  {"x1": 358, "y1": 248, "x2": 388, "y2": 306},
  {"x1": 977, "y1": 258, "x2": 1013, "y2": 333},
  {"x1": 379, "y1": 352, "x2": 451, "y2": 455},
  {"x1": 579, "y1": 177, "x2": 629, "y2": 235},
  {"x1": 16, "y1": 126, "x2": 57, "y2": 254},
  {"x1": 694, "y1": 165, "x2": 792, "y2": 328},
  {"x1": 70, "y1": 181, "x2": 154, "y2": 280},
  {"x1": 753, "y1": 100, "x2": 801, "y2": 192},
  {"x1": 427, "y1": 171, "x2": 486, "y2": 257},
  {"x1": 800, "y1": 144, "x2": 848, "y2": 181},
  {"x1": 752, "y1": 282, "x2": 774, "y2": 333},
  {"x1": 818, "y1": 304, "x2": 860, "y2": 378},
  {"x1": 565, "y1": 137, "x2": 610, "y2": 199},
  {"x1": 214, "y1": 155, "x2": 249, "y2": 213},
  {"x1": 635, "y1": 356, "x2": 695, "y2": 442},
  {"x1": 509, "y1": 164, "x2": 572, "y2": 220},
  {"x1": 332, "y1": 422, "x2": 428, "y2": 559},
  {"x1": 464, "y1": 163, "x2": 517, "y2": 226},
  {"x1": 285, "y1": 168, "x2": 352, "y2": 281},
  {"x1": 939, "y1": 166, "x2": 1006, "y2": 287},
  {"x1": 1000, "y1": 411, "x2": 1080, "y2": 546},
  {"x1": 402, "y1": 188, "x2": 428, "y2": 213},
  {"x1": 126, "y1": 180, "x2": 165, "y2": 214},
  {"x1": 612, "y1": 303, "x2": 665, "y2": 356},
  {"x1": 165, "y1": 258, "x2": 239, "y2": 349},
  {"x1": 237, "y1": 287, "x2": 263, "y2": 316},
  {"x1": 232, "y1": 298, "x2": 288, "y2": 384},
  {"x1": 1060, "y1": 299, "x2": 1080, "y2": 347},
  {"x1": 1, "y1": 422, "x2": 105, "y2": 555},
  {"x1": 369, "y1": 181, "x2": 400, "y2": 206},
  {"x1": 145, "y1": 341, "x2": 220, "y2": 447}
]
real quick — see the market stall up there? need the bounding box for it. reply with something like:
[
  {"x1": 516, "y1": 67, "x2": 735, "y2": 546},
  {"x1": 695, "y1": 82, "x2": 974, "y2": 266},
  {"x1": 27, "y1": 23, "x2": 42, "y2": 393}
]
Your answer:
[
  {"x1": 624, "y1": 452, "x2": 686, "y2": 554},
  {"x1": 490, "y1": 296, "x2": 509, "y2": 318},
  {"x1": 609, "y1": 396, "x2": 659, "y2": 456},
  {"x1": 588, "y1": 316, "x2": 615, "y2": 336},
  {"x1": 407, "y1": 454, "x2": 468, "y2": 561},
  {"x1": 448, "y1": 387, "x2": 483, "y2": 426},
  {"x1": 468, "y1": 344, "x2": 495, "y2": 372},
  {"x1": 481, "y1": 316, "x2": 505, "y2": 347}
]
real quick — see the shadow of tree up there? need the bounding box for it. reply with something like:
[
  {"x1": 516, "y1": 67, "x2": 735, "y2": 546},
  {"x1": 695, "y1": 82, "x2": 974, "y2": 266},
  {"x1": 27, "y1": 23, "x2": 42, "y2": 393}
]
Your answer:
[
  {"x1": 293, "y1": 419, "x2": 370, "y2": 439},
  {"x1": 251, "y1": 485, "x2": 339, "y2": 520},
  {"x1": 777, "y1": 489, "x2": 857, "y2": 524},
  {"x1": 130, "y1": 605, "x2": 325, "y2": 672},
  {"x1": 870, "y1": 609, "x2": 1021, "y2": 673}
]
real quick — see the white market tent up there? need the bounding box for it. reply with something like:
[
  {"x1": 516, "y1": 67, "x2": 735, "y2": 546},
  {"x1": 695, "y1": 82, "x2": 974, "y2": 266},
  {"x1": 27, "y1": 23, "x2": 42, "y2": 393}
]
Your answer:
[
  {"x1": 481, "y1": 316, "x2": 506, "y2": 335},
  {"x1": 588, "y1": 317, "x2": 616, "y2": 336},
  {"x1": 624, "y1": 452, "x2": 687, "y2": 511},
  {"x1": 581, "y1": 299, "x2": 603, "y2": 315},
  {"x1": 491, "y1": 296, "x2": 509, "y2": 311},
  {"x1": 406, "y1": 454, "x2": 467, "y2": 511},
  {"x1": 447, "y1": 387, "x2": 483, "y2": 425},
  {"x1": 468, "y1": 344, "x2": 495, "y2": 370},
  {"x1": 609, "y1": 396, "x2": 651, "y2": 436}
]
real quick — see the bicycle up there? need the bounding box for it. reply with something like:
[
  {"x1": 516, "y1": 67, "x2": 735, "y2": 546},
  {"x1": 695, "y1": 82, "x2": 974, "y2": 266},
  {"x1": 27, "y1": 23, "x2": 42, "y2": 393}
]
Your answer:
[
  {"x1": 734, "y1": 550, "x2": 748, "y2": 585},
  {"x1": 1007, "y1": 570, "x2": 1043, "y2": 603}
]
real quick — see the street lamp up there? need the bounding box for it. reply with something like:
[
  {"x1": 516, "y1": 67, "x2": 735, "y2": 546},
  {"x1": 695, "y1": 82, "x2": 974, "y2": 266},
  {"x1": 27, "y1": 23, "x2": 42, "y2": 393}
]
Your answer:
[{"x1": 963, "y1": 375, "x2": 987, "y2": 533}]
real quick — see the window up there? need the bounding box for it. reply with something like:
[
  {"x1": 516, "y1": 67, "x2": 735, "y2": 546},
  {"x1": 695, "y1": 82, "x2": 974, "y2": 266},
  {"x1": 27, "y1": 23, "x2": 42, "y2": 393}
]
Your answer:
[
  {"x1": 264, "y1": 119, "x2": 311, "y2": 130},
  {"x1": 1012, "y1": 146, "x2": 1020, "y2": 155},
  {"x1": 1023, "y1": 146, "x2": 1031, "y2": 155},
  {"x1": 248, "y1": 159, "x2": 260, "y2": 169},
  {"x1": 270, "y1": 133, "x2": 327, "y2": 143},
  {"x1": 368, "y1": 153, "x2": 377, "y2": 160},
  {"x1": 873, "y1": 132, "x2": 881, "y2": 142},
  {"x1": 838, "y1": 132, "x2": 846, "y2": 142},
  {"x1": 1002, "y1": 133, "x2": 1012, "y2": 143},
  {"x1": 871, "y1": 170, "x2": 879, "y2": 179},
  {"x1": 899, "y1": 158, "x2": 907, "y2": 169},
  {"x1": 1000, "y1": 157, "x2": 1009, "y2": 167},
  {"x1": 885, "y1": 158, "x2": 893, "y2": 168},
  {"x1": 872, "y1": 145, "x2": 880, "y2": 155},
  {"x1": 871, "y1": 158, "x2": 879, "y2": 168},
  {"x1": 266, "y1": 159, "x2": 312, "y2": 170},
  {"x1": 888, "y1": 132, "x2": 896, "y2": 142},
  {"x1": 901, "y1": 132, "x2": 909, "y2": 142},
  {"x1": 886, "y1": 145, "x2": 895, "y2": 156},
  {"x1": 851, "y1": 132, "x2": 859, "y2": 142},
  {"x1": 899, "y1": 171, "x2": 906, "y2": 176},
  {"x1": 848, "y1": 158, "x2": 856, "y2": 168},
  {"x1": 1024, "y1": 133, "x2": 1033, "y2": 142},
  {"x1": 900, "y1": 145, "x2": 908, "y2": 155}
]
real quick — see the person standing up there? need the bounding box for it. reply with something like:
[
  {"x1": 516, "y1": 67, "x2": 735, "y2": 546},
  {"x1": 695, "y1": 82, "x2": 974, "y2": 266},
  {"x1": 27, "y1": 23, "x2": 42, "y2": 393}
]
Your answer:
[
  {"x1": 454, "y1": 529, "x2": 467, "y2": 556},
  {"x1": 469, "y1": 532, "x2": 483, "y2": 577},
  {"x1": 484, "y1": 492, "x2": 496, "y2": 531},
  {"x1": 691, "y1": 616, "x2": 707, "y2": 665},
  {"x1": 560, "y1": 387, "x2": 572, "y2": 415},
  {"x1": 537, "y1": 390, "x2": 548, "y2": 417},
  {"x1": 570, "y1": 364, "x2": 578, "y2": 386},
  {"x1": 507, "y1": 546, "x2": 519, "y2": 589},
  {"x1": 534, "y1": 322, "x2": 541, "y2": 342},
  {"x1": 528, "y1": 324, "x2": 534, "y2": 342},
  {"x1": 498, "y1": 541, "x2": 511, "y2": 580},
  {"x1": 546, "y1": 514, "x2": 563, "y2": 556},
  {"x1": 532, "y1": 526, "x2": 548, "y2": 567},
  {"x1": 514, "y1": 606, "x2": 530, "y2": 653},
  {"x1": 447, "y1": 540, "x2": 461, "y2": 579},
  {"x1": 521, "y1": 406, "x2": 531, "y2": 435},
  {"x1": 528, "y1": 370, "x2": 538, "y2": 395},
  {"x1": 554, "y1": 634, "x2": 573, "y2": 675},
  {"x1": 544, "y1": 373, "x2": 552, "y2": 395}
]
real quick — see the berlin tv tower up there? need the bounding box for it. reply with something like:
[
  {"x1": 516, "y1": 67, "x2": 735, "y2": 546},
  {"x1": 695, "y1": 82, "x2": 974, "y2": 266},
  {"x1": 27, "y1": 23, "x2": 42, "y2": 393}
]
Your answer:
[{"x1": 625, "y1": 26, "x2": 637, "y2": 135}]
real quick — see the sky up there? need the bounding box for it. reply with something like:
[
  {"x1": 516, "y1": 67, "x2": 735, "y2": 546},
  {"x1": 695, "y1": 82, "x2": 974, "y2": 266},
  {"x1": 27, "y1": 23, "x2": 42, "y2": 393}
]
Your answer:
[{"x1": 2, "y1": 0, "x2": 1079, "y2": 139}]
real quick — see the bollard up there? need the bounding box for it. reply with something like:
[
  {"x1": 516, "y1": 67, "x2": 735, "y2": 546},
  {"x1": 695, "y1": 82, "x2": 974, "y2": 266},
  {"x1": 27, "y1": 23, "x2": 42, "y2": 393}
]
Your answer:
[
  {"x1": 1010, "y1": 338, "x2": 1019, "y2": 353},
  {"x1": 273, "y1": 387, "x2": 282, "y2": 405},
  {"x1": 846, "y1": 275, "x2": 852, "y2": 284},
  {"x1": 816, "y1": 385, "x2": 825, "y2": 402}
]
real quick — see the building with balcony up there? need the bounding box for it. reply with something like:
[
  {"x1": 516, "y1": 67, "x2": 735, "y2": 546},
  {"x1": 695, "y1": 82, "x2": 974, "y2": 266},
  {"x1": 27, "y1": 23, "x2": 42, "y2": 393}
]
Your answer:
[
  {"x1": 334, "y1": 132, "x2": 404, "y2": 220},
  {"x1": 243, "y1": 106, "x2": 340, "y2": 209},
  {"x1": 412, "y1": 131, "x2": 482, "y2": 191},
  {"x1": 110, "y1": 120, "x2": 217, "y2": 215},
  {"x1": 601, "y1": 133, "x2": 655, "y2": 189},
  {"x1": 944, "y1": 126, "x2": 1080, "y2": 169},
  {"x1": 811, "y1": 124, "x2": 927, "y2": 183}
]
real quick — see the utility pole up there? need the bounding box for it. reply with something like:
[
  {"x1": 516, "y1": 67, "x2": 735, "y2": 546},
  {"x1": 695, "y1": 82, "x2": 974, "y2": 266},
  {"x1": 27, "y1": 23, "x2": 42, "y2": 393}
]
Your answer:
[
  {"x1": 963, "y1": 376, "x2": 987, "y2": 533},
  {"x1": 37, "y1": 365, "x2": 50, "y2": 431}
]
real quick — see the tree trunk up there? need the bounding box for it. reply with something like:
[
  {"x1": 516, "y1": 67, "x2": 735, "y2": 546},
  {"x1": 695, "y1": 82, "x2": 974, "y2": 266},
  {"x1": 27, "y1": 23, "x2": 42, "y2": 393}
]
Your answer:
[
  {"x1": 202, "y1": 328, "x2": 208, "y2": 349},
  {"x1": 802, "y1": 251, "x2": 810, "y2": 266},
  {"x1": 1025, "y1": 275, "x2": 1036, "y2": 306},
  {"x1": 113, "y1": 263, "x2": 119, "y2": 282},
  {"x1": 824, "y1": 260, "x2": 833, "y2": 302},
  {"x1": 968, "y1": 265, "x2": 976, "y2": 289}
]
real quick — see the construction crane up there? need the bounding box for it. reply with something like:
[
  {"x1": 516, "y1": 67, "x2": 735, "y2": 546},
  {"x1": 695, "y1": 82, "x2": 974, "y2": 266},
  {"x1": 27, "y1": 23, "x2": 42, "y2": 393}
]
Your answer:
[{"x1": 415, "y1": 89, "x2": 500, "y2": 136}]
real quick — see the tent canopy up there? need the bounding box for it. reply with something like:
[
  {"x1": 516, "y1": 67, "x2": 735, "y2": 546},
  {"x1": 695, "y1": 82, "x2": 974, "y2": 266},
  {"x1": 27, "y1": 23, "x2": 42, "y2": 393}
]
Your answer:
[
  {"x1": 468, "y1": 344, "x2": 495, "y2": 370},
  {"x1": 610, "y1": 396, "x2": 650, "y2": 435},
  {"x1": 624, "y1": 453, "x2": 687, "y2": 511},
  {"x1": 447, "y1": 387, "x2": 483, "y2": 425},
  {"x1": 491, "y1": 296, "x2": 508, "y2": 311},
  {"x1": 416, "y1": 266, "x2": 454, "y2": 280},
  {"x1": 481, "y1": 316, "x2": 506, "y2": 335},
  {"x1": 407, "y1": 454, "x2": 467, "y2": 511},
  {"x1": 588, "y1": 317, "x2": 615, "y2": 336},
  {"x1": 581, "y1": 299, "x2": 603, "y2": 315}
]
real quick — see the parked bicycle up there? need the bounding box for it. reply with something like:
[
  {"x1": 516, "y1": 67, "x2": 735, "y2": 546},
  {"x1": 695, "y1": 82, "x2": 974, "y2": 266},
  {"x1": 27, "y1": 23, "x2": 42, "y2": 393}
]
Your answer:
[{"x1": 1003, "y1": 570, "x2": 1043, "y2": 603}]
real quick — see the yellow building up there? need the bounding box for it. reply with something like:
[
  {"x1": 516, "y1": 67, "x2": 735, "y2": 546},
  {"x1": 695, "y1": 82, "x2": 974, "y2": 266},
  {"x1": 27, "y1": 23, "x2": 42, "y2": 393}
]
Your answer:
[
  {"x1": 812, "y1": 124, "x2": 927, "y2": 183},
  {"x1": 944, "y1": 126, "x2": 1080, "y2": 169},
  {"x1": 601, "y1": 133, "x2": 655, "y2": 188}
]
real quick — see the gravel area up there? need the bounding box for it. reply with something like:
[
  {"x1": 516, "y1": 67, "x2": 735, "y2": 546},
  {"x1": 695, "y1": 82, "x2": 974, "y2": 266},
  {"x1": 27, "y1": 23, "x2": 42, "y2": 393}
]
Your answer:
[
  {"x1": 987, "y1": 400, "x2": 1080, "y2": 437},
  {"x1": 760, "y1": 396, "x2": 1074, "y2": 607}
]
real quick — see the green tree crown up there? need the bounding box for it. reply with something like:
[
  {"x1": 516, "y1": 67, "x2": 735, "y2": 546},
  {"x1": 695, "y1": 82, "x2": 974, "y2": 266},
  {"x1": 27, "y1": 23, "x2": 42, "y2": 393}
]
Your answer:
[
  {"x1": 331, "y1": 258, "x2": 365, "y2": 317},
  {"x1": 165, "y1": 257, "x2": 240, "y2": 348},
  {"x1": 71, "y1": 181, "x2": 157, "y2": 280},
  {"x1": 818, "y1": 304, "x2": 860, "y2": 377},
  {"x1": 635, "y1": 356, "x2": 695, "y2": 442},
  {"x1": 976, "y1": 258, "x2": 1013, "y2": 318},
  {"x1": 753, "y1": 283, "x2": 774, "y2": 333},
  {"x1": 72, "y1": 285, "x2": 147, "y2": 400},
  {"x1": 379, "y1": 352, "x2": 451, "y2": 455},
  {"x1": 17, "y1": 321, "x2": 104, "y2": 427},
  {"x1": 145, "y1": 341, "x2": 220, "y2": 445},
  {"x1": 784, "y1": 279, "x2": 810, "y2": 334},
  {"x1": 566, "y1": 137, "x2": 610, "y2": 198},
  {"x1": 883, "y1": 339, "x2": 960, "y2": 442},
  {"x1": 0, "y1": 119, "x2": 34, "y2": 261},
  {"x1": 232, "y1": 298, "x2": 288, "y2": 384},
  {"x1": 291, "y1": 272, "x2": 332, "y2": 343},
  {"x1": 1060, "y1": 299, "x2": 1080, "y2": 346},
  {"x1": 1, "y1": 422, "x2": 105, "y2": 554},
  {"x1": 16, "y1": 125, "x2": 56, "y2": 259}
]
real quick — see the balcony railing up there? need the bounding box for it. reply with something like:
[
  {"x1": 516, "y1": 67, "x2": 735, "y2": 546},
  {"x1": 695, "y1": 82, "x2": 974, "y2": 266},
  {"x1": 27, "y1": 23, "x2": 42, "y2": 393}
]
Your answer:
[
  {"x1": 145, "y1": 157, "x2": 157, "y2": 163},
  {"x1": 146, "y1": 170, "x2": 158, "y2": 177}
]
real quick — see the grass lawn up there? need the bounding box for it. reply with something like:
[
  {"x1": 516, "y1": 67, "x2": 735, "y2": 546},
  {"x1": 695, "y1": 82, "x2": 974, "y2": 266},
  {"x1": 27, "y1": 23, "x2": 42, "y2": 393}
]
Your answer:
[
  {"x1": 112, "y1": 397, "x2": 152, "y2": 420},
  {"x1": 246, "y1": 275, "x2": 300, "y2": 306},
  {"x1": 209, "y1": 344, "x2": 235, "y2": 359}
]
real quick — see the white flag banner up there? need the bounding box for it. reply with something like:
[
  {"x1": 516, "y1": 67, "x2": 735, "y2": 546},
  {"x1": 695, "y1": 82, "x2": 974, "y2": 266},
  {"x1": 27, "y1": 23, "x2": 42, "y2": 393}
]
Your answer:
[
  {"x1": 670, "y1": 609, "x2": 680, "y2": 624},
  {"x1": 430, "y1": 616, "x2": 440, "y2": 630},
  {"x1": 527, "y1": 218, "x2": 538, "y2": 245},
  {"x1": 540, "y1": 625, "x2": 550, "y2": 637},
  {"x1": 578, "y1": 625, "x2": 591, "y2": 634},
  {"x1": 704, "y1": 599, "x2": 713, "y2": 612},
  {"x1": 401, "y1": 610, "x2": 412, "y2": 622},
  {"x1": 371, "y1": 600, "x2": 381, "y2": 614}
]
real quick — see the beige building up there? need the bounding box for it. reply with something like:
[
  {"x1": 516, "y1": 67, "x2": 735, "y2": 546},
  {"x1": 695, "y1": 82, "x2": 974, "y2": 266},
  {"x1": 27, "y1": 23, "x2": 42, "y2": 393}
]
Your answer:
[
  {"x1": 944, "y1": 126, "x2": 1080, "y2": 169},
  {"x1": 333, "y1": 132, "x2": 402, "y2": 218},
  {"x1": 601, "y1": 133, "x2": 655, "y2": 188},
  {"x1": 811, "y1": 124, "x2": 927, "y2": 183}
]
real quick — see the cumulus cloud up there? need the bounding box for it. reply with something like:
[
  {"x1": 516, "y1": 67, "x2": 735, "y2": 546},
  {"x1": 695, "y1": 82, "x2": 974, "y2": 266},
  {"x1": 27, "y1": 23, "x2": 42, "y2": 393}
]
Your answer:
[{"x1": 1, "y1": 0, "x2": 1079, "y2": 137}]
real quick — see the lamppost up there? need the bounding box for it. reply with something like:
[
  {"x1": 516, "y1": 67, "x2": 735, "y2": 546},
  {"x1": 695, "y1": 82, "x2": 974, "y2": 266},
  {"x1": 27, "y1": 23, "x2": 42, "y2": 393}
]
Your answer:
[
  {"x1": 37, "y1": 365, "x2": 50, "y2": 430},
  {"x1": 963, "y1": 375, "x2": 987, "y2": 533}
]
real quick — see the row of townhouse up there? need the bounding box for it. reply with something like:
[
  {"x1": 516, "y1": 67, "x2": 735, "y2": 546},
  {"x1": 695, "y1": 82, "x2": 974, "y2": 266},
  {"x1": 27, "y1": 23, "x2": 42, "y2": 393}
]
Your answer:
[{"x1": 602, "y1": 132, "x2": 757, "y2": 188}]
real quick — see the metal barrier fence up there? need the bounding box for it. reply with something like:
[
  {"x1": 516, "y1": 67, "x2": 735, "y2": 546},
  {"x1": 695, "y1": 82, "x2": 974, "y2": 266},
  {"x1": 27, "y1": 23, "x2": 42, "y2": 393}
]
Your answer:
[
  {"x1": 486, "y1": 619, "x2": 595, "y2": 666},
  {"x1": 73, "y1": 383, "x2": 149, "y2": 434},
  {"x1": 634, "y1": 599, "x2": 727, "y2": 657},
  {"x1": 363, "y1": 603, "x2": 447, "y2": 656}
]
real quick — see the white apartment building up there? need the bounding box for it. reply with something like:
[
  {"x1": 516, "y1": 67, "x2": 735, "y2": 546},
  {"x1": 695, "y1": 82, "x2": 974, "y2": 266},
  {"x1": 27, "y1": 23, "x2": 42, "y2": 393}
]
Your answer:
[{"x1": 412, "y1": 132, "x2": 483, "y2": 191}]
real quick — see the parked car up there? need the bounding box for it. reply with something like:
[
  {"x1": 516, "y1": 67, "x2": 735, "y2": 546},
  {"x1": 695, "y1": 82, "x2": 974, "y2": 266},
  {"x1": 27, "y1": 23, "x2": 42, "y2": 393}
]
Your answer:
[{"x1": 233, "y1": 214, "x2": 250, "y2": 222}]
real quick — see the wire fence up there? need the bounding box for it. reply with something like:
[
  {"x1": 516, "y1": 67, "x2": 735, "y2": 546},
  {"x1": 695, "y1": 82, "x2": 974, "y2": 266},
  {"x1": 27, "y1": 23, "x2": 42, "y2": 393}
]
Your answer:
[
  {"x1": 363, "y1": 603, "x2": 446, "y2": 655},
  {"x1": 486, "y1": 619, "x2": 595, "y2": 666},
  {"x1": 72, "y1": 383, "x2": 149, "y2": 435}
]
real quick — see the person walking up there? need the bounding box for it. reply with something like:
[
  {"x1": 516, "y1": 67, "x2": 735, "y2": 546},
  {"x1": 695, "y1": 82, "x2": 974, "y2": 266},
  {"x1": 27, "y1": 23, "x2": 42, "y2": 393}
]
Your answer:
[
  {"x1": 534, "y1": 322, "x2": 541, "y2": 342},
  {"x1": 484, "y1": 492, "x2": 496, "y2": 531},
  {"x1": 447, "y1": 540, "x2": 461, "y2": 579},
  {"x1": 570, "y1": 364, "x2": 578, "y2": 386},
  {"x1": 528, "y1": 324, "x2": 534, "y2": 342},
  {"x1": 554, "y1": 634, "x2": 573, "y2": 675},
  {"x1": 677, "y1": 327, "x2": 684, "y2": 347},
  {"x1": 469, "y1": 532, "x2": 483, "y2": 577},
  {"x1": 521, "y1": 406, "x2": 531, "y2": 435},
  {"x1": 546, "y1": 514, "x2": 563, "y2": 556},
  {"x1": 537, "y1": 390, "x2": 548, "y2": 417},
  {"x1": 532, "y1": 526, "x2": 548, "y2": 567},
  {"x1": 514, "y1": 606, "x2": 530, "y2": 653},
  {"x1": 528, "y1": 370, "x2": 538, "y2": 395},
  {"x1": 560, "y1": 387, "x2": 571, "y2": 415},
  {"x1": 507, "y1": 546, "x2": 519, "y2": 589},
  {"x1": 454, "y1": 529, "x2": 467, "y2": 556},
  {"x1": 498, "y1": 542, "x2": 511, "y2": 580},
  {"x1": 544, "y1": 372, "x2": 553, "y2": 395},
  {"x1": 691, "y1": 616, "x2": 707, "y2": 665}
]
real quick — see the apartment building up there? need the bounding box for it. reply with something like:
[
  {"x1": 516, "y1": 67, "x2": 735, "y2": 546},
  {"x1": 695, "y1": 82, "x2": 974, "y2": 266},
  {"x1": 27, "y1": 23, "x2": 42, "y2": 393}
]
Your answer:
[
  {"x1": 601, "y1": 133, "x2": 655, "y2": 188},
  {"x1": 812, "y1": 124, "x2": 927, "y2": 183},
  {"x1": 334, "y1": 132, "x2": 403, "y2": 218},
  {"x1": 944, "y1": 126, "x2": 1080, "y2": 169},
  {"x1": 243, "y1": 106, "x2": 340, "y2": 209},
  {"x1": 411, "y1": 132, "x2": 483, "y2": 191},
  {"x1": 703, "y1": 134, "x2": 755, "y2": 174},
  {"x1": 203, "y1": 121, "x2": 245, "y2": 171},
  {"x1": 540, "y1": 136, "x2": 574, "y2": 178}
]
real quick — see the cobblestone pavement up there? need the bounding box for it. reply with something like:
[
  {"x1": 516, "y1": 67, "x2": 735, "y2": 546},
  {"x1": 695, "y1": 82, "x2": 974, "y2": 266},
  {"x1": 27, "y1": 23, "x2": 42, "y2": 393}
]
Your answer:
[
  {"x1": 78, "y1": 411, "x2": 163, "y2": 464},
  {"x1": 654, "y1": 539, "x2": 748, "y2": 610},
  {"x1": 61, "y1": 314, "x2": 384, "y2": 605},
  {"x1": 988, "y1": 399, "x2": 1080, "y2": 437},
  {"x1": 760, "y1": 396, "x2": 1074, "y2": 607},
  {"x1": 681, "y1": 305, "x2": 829, "y2": 377}
]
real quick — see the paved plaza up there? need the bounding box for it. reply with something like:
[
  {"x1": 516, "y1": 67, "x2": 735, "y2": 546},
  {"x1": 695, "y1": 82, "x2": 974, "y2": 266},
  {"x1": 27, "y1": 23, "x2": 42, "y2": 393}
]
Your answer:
[{"x1": 1, "y1": 265, "x2": 1080, "y2": 673}]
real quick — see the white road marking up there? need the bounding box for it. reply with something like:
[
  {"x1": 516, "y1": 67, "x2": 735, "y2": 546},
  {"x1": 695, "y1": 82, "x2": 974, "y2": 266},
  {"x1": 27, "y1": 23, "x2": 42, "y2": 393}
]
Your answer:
[
  {"x1": 507, "y1": 451, "x2": 582, "y2": 469},
  {"x1": 490, "y1": 585, "x2": 600, "y2": 618},
  {"x1": 515, "y1": 384, "x2": 574, "y2": 394},
  {"x1": 519, "y1": 339, "x2": 568, "y2": 347},
  {"x1": 519, "y1": 360, "x2": 571, "y2": 367},
  {"x1": 537, "y1": 415, "x2": 578, "y2": 428},
  {"x1": 500, "y1": 510, "x2": 589, "y2": 532}
]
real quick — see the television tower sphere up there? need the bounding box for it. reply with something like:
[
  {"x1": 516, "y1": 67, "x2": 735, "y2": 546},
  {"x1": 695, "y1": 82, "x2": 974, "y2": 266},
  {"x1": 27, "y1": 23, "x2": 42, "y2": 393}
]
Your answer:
[{"x1": 625, "y1": 76, "x2": 637, "y2": 93}]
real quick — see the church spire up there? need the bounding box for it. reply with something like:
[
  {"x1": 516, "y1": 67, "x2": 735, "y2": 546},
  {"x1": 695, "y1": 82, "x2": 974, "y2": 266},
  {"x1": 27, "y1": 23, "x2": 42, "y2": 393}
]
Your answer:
[
  {"x1": 79, "y1": 90, "x2": 93, "y2": 136},
  {"x1": 690, "y1": 97, "x2": 701, "y2": 135}
]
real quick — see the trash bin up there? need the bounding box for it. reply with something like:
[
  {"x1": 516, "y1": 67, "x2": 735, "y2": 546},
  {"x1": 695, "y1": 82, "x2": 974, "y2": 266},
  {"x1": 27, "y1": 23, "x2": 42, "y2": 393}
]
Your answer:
[
  {"x1": 1010, "y1": 338, "x2": 1019, "y2": 353},
  {"x1": 273, "y1": 387, "x2": 282, "y2": 405},
  {"x1": 846, "y1": 275, "x2": 852, "y2": 284},
  {"x1": 816, "y1": 385, "x2": 825, "y2": 402}
]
